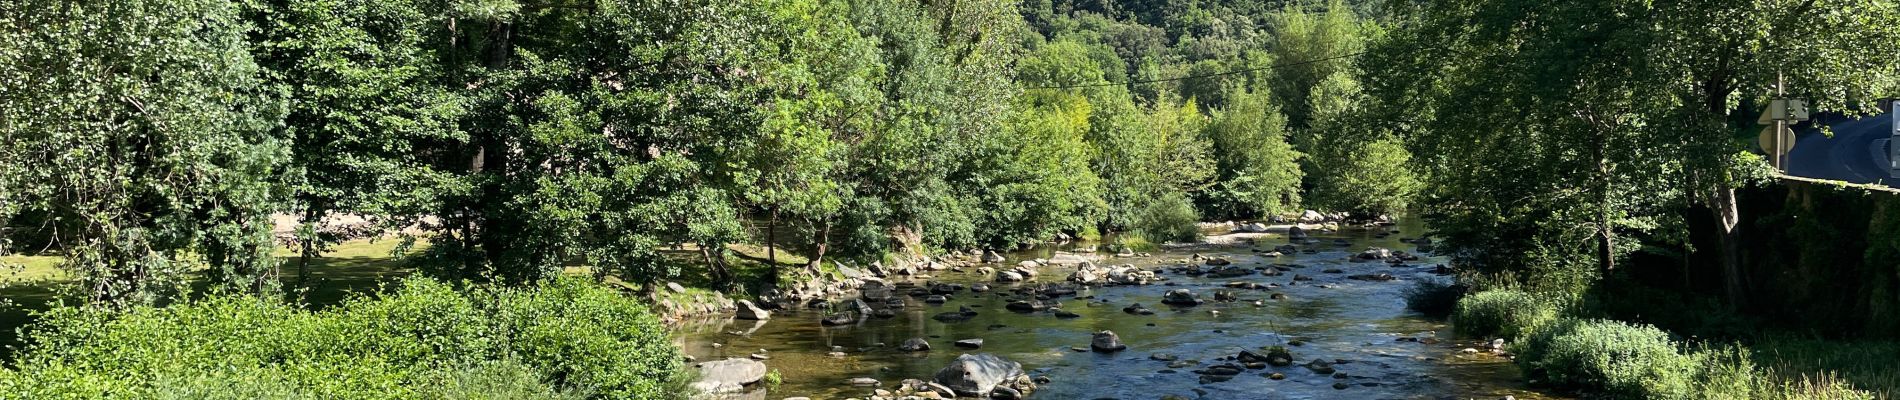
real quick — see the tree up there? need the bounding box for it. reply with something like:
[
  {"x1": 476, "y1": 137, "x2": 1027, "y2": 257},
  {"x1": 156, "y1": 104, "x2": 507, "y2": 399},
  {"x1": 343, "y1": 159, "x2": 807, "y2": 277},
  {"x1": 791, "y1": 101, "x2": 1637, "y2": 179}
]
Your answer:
[
  {"x1": 416, "y1": 0, "x2": 759, "y2": 287},
  {"x1": 0, "y1": 0, "x2": 289, "y2": 305},
  {"x1": 1304, "y1": 71, "x2": 1418, "y2": 218},
  {"x1": 744, "y1": 0, "x2": 883, "y2": 276},
  {"x1": 976, "y1": 93, "x2": 1103, "y2": 247},
  {"x1": 245, "y1": 0, "x2": 461, "y2": 287},
  {"x1": 1265, "y1": 0, "x2": 1366, "y2": 131},
  {"x1": 1198, "y1": 86, "x2": 1304, "y2": 219},
  {"x1": 1366, "y1": 0, "x2": 1900, "y2": 295}
]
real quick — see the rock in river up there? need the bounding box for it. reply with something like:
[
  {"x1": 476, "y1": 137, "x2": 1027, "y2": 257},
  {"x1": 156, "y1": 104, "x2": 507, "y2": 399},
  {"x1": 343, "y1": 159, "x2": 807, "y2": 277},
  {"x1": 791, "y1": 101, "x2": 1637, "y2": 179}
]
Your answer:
[
  {"x1": 955, "y1": 338, "x2": 985, "y2": 349},
  {"x1": 691, "y1": 358, "x2": 767, "y2": 394},
  {"x1": 933, "y1": 353, "x2": 1024, "y2": 397},
  {"x1": 734, "y1": 300, "x2": 770, "y2": 320},
  {"x1": 1162, "y1": 289, "x2": 1203, "y2": 306},
  {"x1": 1091, "y1": 330, "x2": 1127, "y2": 352},
  {"x1": 820, "y1": 312, "x2": 858, "y2": 326},
  {"x1": 899, "y1": 337, "x2": 931, "y2": 352},
  {"x1": 1006, "y1": 300, "x2": 1049, "y2": 312}
]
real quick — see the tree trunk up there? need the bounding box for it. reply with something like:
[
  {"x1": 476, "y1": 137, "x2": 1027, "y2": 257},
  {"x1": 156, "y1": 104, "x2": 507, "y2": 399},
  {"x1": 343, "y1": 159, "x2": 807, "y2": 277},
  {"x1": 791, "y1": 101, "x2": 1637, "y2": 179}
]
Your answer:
[
  {"x1": 808, "y1": 219, "x2": 830, "y2": 272},
  {"x1": 1712, "y1": 186, "x2": 1748, "y2": 309},
  {"x1": 701, "y1": 246, "x2": 729, "y2": 289},
  {"x1": 297, "y1": 205, "x2": 320, "y2": 288},
  {"x1": 767, "y1": 208, "x2": 779, "y2": 282},
  {"x1": 1593, "y1": 127, "x2": 1616, "y2": 276}
]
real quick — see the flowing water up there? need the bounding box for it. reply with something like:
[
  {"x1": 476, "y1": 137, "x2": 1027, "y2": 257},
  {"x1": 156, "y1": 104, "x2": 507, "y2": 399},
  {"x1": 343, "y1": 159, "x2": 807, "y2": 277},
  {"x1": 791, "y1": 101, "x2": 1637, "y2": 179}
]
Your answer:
[{"x1": 673, "y1": 223, "x2": 1565, "y2": 400}]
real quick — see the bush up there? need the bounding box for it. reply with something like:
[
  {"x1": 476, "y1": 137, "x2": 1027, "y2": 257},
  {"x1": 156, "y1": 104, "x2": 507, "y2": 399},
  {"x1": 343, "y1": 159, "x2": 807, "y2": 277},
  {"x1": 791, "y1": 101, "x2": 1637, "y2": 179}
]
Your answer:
[
  {"x1": 1517, "y1": 319, "x2": 1699, "y2": 399},
  {"x1": 1137, "y1": 192, "x2": 1202, "y2": 243},
  {"x1": 1452, "y1": 289, "x2": 1557, "y2": 339},
  {"x1": 1403, "y1": 279, "x2": 1462, "y2": 319},
  {"x1": 0, "y1": 277, "x2": 682, "y2": 399}
]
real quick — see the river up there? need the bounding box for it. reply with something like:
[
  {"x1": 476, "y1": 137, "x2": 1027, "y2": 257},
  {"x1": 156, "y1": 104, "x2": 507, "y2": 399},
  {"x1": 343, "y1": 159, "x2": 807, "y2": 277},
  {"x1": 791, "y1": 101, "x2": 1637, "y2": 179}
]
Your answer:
[{"x1": 672, "y1": 222, "x2": 1565, "y2": 399}]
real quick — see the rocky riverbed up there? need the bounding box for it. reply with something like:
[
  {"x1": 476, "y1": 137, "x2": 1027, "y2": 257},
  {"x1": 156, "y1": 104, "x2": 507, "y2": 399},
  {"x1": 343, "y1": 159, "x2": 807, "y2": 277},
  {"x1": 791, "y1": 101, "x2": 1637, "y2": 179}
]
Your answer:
[{"x1": 672, "y1": 221, "x2": 1564, "y2": 400}]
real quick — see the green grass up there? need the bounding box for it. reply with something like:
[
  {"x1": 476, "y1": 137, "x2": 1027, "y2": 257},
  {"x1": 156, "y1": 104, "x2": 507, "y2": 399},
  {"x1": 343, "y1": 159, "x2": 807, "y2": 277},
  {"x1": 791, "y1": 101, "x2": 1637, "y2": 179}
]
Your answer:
[
  {"x1": 273, "y1": 238, "x2": 426, "y2": 307},
  {"x1": 1747, "y1": 337, "x2": 1900, "y2": 399},
  {"x1": 0, "y1": 255, "x2": 63, "y2": 282}
]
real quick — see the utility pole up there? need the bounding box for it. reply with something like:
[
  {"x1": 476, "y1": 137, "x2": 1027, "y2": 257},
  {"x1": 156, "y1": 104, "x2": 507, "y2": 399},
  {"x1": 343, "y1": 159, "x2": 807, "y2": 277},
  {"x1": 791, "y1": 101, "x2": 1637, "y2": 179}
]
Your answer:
[{"x1": 1775, "y1": 71, "x2": 1784, "y2": 170}]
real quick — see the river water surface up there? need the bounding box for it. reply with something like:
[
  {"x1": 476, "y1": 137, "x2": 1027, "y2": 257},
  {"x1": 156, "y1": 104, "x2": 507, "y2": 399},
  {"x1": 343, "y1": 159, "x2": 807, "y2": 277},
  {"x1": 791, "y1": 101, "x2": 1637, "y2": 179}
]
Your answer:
[{"x1": 674, "y1": 223, "x2": 1565, "y2": 400}]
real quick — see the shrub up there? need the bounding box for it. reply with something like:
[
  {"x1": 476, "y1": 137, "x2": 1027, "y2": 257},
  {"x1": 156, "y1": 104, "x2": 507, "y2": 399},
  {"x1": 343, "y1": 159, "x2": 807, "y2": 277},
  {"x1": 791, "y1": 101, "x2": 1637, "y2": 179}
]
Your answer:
[
  {"x1": 1137, "y1": 192, "x2": 1202, "y2": 243},
  {"x1": 418, "y1": 360, "x2": 591, "y2": 400},
  {"x1": 1517, "y1": 319, "x2": 1699, "y2": 399},
  {"x1": 486, "y1": 277, "x2": 684, "y2": 398},
  {"x1": 0, "y1": 276, "x2": 682, "y2": 399},
  {"x1": 1452, "y1": 289, "x2": 1557, "y2": 339},
  {"x1": 1403, "y1": 279, "x2": 1462, "y2": 319}
]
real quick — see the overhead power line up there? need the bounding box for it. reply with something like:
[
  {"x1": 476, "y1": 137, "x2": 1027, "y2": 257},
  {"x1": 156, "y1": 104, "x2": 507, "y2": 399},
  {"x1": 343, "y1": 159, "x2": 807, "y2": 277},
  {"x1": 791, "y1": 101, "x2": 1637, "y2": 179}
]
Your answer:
[{"x1": 1025, "y1": 49, "x2": 1372, "y2": 90}]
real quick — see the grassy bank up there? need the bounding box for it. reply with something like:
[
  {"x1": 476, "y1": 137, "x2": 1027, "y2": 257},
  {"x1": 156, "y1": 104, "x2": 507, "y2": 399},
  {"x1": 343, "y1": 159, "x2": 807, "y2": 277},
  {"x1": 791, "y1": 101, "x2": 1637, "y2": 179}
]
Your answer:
[{"x1": 1448, "y1": 289, "x2": 1886, "y2": 399}]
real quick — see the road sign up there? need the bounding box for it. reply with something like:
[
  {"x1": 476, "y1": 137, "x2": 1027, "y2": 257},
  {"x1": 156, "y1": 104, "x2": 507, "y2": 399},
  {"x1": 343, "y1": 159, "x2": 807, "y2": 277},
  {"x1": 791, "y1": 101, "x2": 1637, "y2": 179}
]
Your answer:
[
  {"x1": 1759, "y1": 99, "x2": 1811, "y2": 124},
  {"x1": 1760, "y1": 125, "x2": 1794, "y2": 156}
]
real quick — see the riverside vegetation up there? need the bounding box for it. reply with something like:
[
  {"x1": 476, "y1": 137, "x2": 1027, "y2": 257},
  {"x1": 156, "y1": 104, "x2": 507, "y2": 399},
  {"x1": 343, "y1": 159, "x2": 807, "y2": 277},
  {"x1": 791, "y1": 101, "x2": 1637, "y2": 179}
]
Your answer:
[{"x1": 2, "y1": 0, "x2": 1899, "y2": 398}]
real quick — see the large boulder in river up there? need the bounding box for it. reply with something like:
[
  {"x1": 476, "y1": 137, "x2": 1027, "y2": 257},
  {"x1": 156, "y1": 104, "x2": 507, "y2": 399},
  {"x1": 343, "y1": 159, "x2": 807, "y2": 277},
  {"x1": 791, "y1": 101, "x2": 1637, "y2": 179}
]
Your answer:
[
  {"x1": 899, "y1": 337, "x2": 931, "y2": 352},
  {"x1": 982, "y1": 250, "x2": 1006, "y2": 263},
  {"x1": 1355, "y1": 247, "x2": 1393, "y2": 261},
  {"x1": 692, "y1": 358, "x2": 767, "y2": 394},
  {"x1": 1287, "y1": 226, "x2": 1308, "y2": 240},
  {"x1": 1237, "y1": 222, "x2": 1271, "y2": 233},
  {"x1": 734, "y1": 300, "x2": 771, "y2": 320},
  {"x1": 1090, "y1": 330, "x2": 1126, "y2": 352},
  {"x1": 1067, "y1": 268, "x2": 1101, "y2": 284},
  {"x1": 1162, "y1": 289, "x2": 1203, "y2": 306},
  {"x1": 1106, "y1": 265, "x2": 1155, "y2": 285},
  {"x1": 996, "y1": 270, "x2": 1026, "y2": 282},
  {"x1": 859, "y1": 279, "x2": 893, "y2": 301},
  {"x1": 933, "y1": 353, "x2": 1024, "y2": 397}
]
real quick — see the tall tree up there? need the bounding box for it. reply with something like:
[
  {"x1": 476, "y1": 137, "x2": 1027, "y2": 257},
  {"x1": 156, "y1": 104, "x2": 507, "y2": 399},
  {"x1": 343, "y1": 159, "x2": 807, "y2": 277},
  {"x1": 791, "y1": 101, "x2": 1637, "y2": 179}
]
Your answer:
[
  {"x1": 744, "y1": 0, "x2": 883, "y2": 276},
  {"x1": 0, "y1": 0, "x2": 289, "y2": 305},
  {"x1": 419, "y1": 0, "x2": 758, "y2": 286},
  {"x1": 1305, "y1": 71, "x2": 1419, "y2": 218},
  {"x1": 1199, "y1": 86, "x2": 1304, "y2": 219},
  {"x1": 1367, "y1": 0, "x2": 1900, "y2": 295},
  {"x1": 245, "y1": 0, "x2": 461, "y2": 287},
  {"x1": 1266, "y1": 0, "x2": 1365, "y2": 131}
]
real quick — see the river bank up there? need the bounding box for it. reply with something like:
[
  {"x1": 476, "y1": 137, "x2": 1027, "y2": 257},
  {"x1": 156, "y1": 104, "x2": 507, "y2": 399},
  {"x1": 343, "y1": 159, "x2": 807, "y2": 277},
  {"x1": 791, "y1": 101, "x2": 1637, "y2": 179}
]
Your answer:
[{"x1": 674, "y1": 221, "x2": 1567, "y2": 399}]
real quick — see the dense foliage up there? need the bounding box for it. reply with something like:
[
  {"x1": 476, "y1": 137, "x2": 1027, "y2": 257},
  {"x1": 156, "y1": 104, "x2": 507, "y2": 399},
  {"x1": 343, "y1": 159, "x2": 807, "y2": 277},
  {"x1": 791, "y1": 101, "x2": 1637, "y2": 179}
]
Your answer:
[
  {"x1": 0, "y1": 277, "x2": 677, "y2": 399},
  {"x1": 0, "y1": 0, "x2": 289, "y2": 306},
  {"x1": 1, "y1": 0, "x2": 1427, "y2": 300},
  {"x1": 1368, "y1": 0, "x2": 1900, "y2": 294}
]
